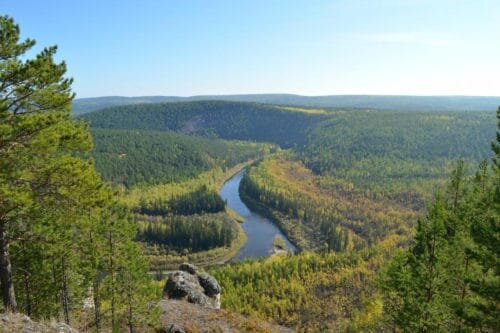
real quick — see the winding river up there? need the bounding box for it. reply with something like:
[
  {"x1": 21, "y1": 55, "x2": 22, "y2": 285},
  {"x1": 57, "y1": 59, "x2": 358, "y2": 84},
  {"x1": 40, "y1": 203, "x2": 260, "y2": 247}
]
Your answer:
[{"x1": 220, "y1": 170, "x2": 297, "y2": 260}]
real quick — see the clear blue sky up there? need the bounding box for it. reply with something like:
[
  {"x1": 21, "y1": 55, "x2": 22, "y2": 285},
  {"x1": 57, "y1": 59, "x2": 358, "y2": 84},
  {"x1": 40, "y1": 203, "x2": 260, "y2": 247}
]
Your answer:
[{"x1": 3, "y1": 0, "x2": 499, "y2": 98}]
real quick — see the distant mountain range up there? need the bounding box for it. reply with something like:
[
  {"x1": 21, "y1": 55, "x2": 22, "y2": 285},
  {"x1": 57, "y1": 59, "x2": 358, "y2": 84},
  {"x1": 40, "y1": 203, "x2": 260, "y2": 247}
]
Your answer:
[{"x1": 72, "y1": 94, "x2": 500, "y2": 115}]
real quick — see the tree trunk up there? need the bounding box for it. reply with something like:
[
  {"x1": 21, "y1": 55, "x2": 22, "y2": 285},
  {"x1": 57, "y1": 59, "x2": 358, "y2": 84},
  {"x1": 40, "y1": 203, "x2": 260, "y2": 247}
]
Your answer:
[
  {"x1": 0, "y1": 220, "x2": 17, "y2": 311},
  {"x1": 108, "y1": 232, "x2": 116, "y2": 329},
  {"x1": 23, "y1": 268, "x2": 31, "y2": 316},
  {"x1": 61, "y1": 256, "x2": 71, "y2": 325},
  {"x1": 93, "y1": 278, "x2": 101, "y2": 333}
]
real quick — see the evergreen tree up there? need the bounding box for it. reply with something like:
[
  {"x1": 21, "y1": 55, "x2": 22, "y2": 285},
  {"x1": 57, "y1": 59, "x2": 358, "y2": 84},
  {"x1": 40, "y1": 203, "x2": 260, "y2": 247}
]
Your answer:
[
  {"x1": 380, "y1": 108, "x2": 500, "y2": 332},
  {"x1": 0, "y1": 17, "x2": 158, "y2": 330},
  {"x1": 0, "y1": 14, "x2": 86, "y2": 311}
]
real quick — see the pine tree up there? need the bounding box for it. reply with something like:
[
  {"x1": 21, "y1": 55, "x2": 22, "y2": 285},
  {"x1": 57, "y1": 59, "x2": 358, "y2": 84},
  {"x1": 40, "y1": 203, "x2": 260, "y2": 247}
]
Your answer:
[
  {"x1": 0, "y1": 15, "x2": 81, "y2": 311},
  {"x1": 0, "y1": 17, "x2": 159, "y2": 330},
  {"x1": 380, "y1": 109, "x2": 500, "y2": 331}
]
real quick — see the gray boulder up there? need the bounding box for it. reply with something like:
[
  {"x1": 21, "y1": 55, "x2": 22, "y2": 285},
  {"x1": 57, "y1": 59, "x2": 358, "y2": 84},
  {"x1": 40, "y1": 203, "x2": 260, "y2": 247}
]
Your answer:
[
  {"x1": 198, "y1": 272, "x2": 221, "y2": 297},
  {"x1": 164, "y1": 271, "x2": 202, "y2": 299},
  {"x1": 163, "y1": 263, "x2": 221, "y2": 309},
  {"x1": 179, "y1": 262, "x2": 197, "y2": 275}
]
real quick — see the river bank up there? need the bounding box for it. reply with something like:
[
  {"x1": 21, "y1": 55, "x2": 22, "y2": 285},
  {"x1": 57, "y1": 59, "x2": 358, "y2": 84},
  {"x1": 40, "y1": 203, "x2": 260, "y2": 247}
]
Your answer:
[{"x1": 220, "y1": 170, "x2": 297, "y2": 259}]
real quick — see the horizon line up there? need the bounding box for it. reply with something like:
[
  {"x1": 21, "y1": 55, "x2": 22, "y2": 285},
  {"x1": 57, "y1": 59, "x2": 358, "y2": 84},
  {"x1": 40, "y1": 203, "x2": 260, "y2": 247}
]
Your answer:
[{"x1": 74, "y1": 93, "x2": 500, "y2": 100}]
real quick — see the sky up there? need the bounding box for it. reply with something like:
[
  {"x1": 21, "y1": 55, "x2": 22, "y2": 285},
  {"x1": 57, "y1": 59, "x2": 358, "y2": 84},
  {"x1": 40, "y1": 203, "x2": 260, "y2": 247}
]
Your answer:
[{"x1": 2, "y1": 0, "x2": 500, "y2": 98}]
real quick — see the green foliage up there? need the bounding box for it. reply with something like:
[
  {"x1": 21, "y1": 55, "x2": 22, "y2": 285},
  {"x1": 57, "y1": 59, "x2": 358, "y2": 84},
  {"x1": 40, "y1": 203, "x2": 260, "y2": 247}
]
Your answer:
[
  {"x1": 90, "y1": 128, "x2": 273, "y2": 187},
  {"x1": 137, "y1": 185, "x2": 225, "y2": 216},
  {"x1": 168, "y1": 185, "x2": 226, "y2": 215},
  {"x1": 81, "y1": 100, "x2": 325, "y2": 147},
  {"x1": 0, "y1": 16, "x2": 158, "y2": 331},
  {"x1": 72, "y1": 94, "x2": 500, "y2": 115},
  {"x1": 211, "y1": 234, "x2": 407, "y2": 331},
  {"x1": 137, "y1": 213, "x2": 236, "y2": 252},
  {"x1": 240, "y1": 155, "x2": 417, "y2": 252},
  {"x1": 301, "y1": 110, "x2": 495, "y2": 203},
  {"x1": 379, "y1": 135, "x2": 499, "y2": 331}
]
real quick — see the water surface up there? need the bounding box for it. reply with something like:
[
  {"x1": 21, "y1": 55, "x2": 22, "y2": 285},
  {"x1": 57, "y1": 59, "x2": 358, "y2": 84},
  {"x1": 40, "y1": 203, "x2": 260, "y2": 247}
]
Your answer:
[{"x1": 220, "y1": 170, "x2": 296, "y2": 260}]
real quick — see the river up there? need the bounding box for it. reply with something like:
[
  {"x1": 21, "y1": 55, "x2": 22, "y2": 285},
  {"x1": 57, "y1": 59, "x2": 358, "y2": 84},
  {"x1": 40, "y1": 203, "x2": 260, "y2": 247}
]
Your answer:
[{"x1": 219, "y1": 170, "x2": 297, "y2": 260}]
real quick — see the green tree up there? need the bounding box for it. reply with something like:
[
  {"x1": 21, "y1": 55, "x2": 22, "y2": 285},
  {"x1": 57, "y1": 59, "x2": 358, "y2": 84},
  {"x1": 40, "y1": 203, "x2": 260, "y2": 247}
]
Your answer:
[
  {"x1": 380, "y1": 108, "x2": 500, "y2": 332},
  {"x1": 0, "y1": 18, "x2": 158, "y2": 331},
  {"x1": 0, "y1": 15, "x2": 81, "y2": 311}
]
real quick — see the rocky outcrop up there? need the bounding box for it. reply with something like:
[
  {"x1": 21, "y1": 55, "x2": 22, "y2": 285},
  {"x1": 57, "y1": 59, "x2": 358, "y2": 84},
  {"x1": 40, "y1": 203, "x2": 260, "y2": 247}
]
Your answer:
[
  {"x1": 163, "y1": 263, "x2": 221, "y2": 309},
  {"x1": 198, "y1": 272, "x2": 221, "y2": 296},
  {"x1": 159, "y1": 299, "x2": 295, "y2": 333}
]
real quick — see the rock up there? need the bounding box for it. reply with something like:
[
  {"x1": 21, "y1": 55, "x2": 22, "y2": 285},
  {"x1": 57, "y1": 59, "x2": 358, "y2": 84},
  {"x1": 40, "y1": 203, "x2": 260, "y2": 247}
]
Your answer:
[
  {"x1": 21, "y1": 314, "x2": 31, "y2": 323},
  {"x1": 187, "y1": 290, "x2": 216, "y2": 309},
  {"x1": 198, "y1": 272, "x2": 221, "y2": 297},
  {"x1": 2, "y1": 315, "x2": 10, "y2": 323},
  {"x1": 163, "y1": 263, "x2": 221, "y2": 309},
  {"x1": 158, "y1": 323, "x2": 185, "y2": 333},
  {"x1": 164, "y1": 271, "x2": 204, "y2": 299},
  {"x1": 179, "y1": 262, "x2": 197, "y2": 275}
]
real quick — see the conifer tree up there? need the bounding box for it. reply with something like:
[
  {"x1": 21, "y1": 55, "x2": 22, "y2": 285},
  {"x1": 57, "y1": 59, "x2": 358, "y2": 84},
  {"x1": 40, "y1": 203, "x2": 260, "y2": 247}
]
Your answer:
[
  {"x1": 0, "y1": 17, "x2": 158, "y2": 330},
  {"x1": 0, "y1": 14, "x2": 83, "y2": 311},
  {"x1": 380, "y1": 109, "x2": 500, "y2": 331}
]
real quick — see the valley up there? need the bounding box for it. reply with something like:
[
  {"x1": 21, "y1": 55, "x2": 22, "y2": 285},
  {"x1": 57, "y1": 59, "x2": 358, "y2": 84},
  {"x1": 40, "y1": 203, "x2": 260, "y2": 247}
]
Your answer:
[
  {"x1": 220, "y1": 170, "x2": 296, "y2": 260},
  {"x1": 2, "y1": 6, "x2": 499, "y2": 332},
  {"x1": 76, "y1": 98, "x2": 497, "y2": 331}
]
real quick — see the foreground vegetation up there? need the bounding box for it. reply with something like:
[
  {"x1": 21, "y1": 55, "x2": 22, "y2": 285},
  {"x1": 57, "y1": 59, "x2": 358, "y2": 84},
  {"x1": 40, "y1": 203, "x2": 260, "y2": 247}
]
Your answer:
[
  {"x1": 211, "y1": 234, "x2": 408, "y2": 331},
  {"x1": 0, "y1": 17, "x2": 159, "y2": 331}
]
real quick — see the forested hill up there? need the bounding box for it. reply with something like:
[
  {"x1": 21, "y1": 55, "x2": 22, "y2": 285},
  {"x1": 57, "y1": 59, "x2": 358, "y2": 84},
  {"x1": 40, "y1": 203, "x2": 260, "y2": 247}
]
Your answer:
[
  {"x1": 82, "y1": 101, "x2": 326, "y2": 147},
  {"x1": 89, "y1": 128, "x2": 273, "y2": 187},
  {"x1": 73, "y1": 94, "x2": 500, "y2": 114}
]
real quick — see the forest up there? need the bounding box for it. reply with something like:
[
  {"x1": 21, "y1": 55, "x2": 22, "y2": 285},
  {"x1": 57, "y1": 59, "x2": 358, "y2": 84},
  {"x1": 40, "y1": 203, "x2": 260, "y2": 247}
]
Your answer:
[
  {"x1": 240, "y1": 155, "x2": 417, "y2": 251},
  {"x1": 212, "y1": 125, "x2": 499, "y2": 331},
  {"x1": 81, "y1": 100, "x2": 326, "y2": 147},
  {"x1": 1, "y1": 13, "x2": 498, "y2": 333},
  {"x1": 73, "y1": 94, "x2": 500, "y2": 115},
  {"x1": 78, "y1": 87, "x2": 498, "y2": 331},
  {"x1": 136, "y1": 213, "x2": 235, "y2": 252},
  {"x1": 300, "y1": 110, "x2": 495, "y2": 201},
  {"x1": 90, "y1": 128, "x2": 274, "y2": 187},
  {"x1": 87, "y1": 127, "x2": 274, "y2": 267}
]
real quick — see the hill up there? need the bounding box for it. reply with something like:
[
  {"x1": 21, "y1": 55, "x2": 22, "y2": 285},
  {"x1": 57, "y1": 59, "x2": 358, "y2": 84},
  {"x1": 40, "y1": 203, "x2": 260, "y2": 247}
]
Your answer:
[
  {"x1": 73, "y1": 94, "x2": 500, "y2": 114},
  {"x1": 82, "y1": 100, "x2": 325, "y2": 147},
  {"x1": 89, "y1": 128, "x2": 273, "y2": 187}
]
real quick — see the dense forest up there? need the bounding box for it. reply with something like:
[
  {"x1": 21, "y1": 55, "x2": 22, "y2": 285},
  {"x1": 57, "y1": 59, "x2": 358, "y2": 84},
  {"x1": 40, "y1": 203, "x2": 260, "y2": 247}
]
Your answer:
[
  {"x1": 73, "y1": 94, "x2": 500, "y2": 115},
  {"x1": 90, "y1": 128, "x2": 273, "y2": 187},
  {"x1": 211, "y1": 234, "x2": 407, "y2": 331},
  {"x1": 240, "y1": 155, "x2": 417, "y2": 252},
  {"x1": 136, "y1": 213, "x2": 235, "y2": 252},
  {"x1": 78, "y1": 92, "x2": 497, "y2": 332},
  {"x1": 300, "y1": 110, "x2": 495, "y2": 200},
  {"x1": 136, "y1": 185, "x2": 225, "y2": 216},
  {"x1": 87, "y1": 128, "x2": 273, "y2": 266},
  {"x1": 81, "y1": 100, "x2": 326, "y2": 147},
  {"x1": 213, "y1": 112, "x2": 500, "y2": 331}
]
